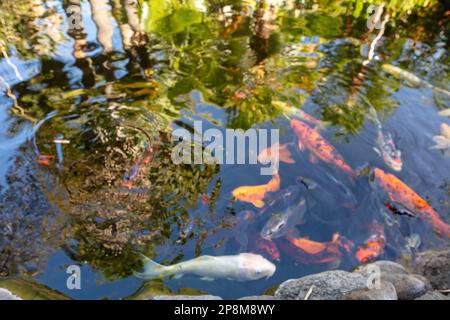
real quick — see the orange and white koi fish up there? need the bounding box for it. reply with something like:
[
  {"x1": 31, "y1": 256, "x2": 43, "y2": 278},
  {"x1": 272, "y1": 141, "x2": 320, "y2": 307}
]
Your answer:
[
  {"x1": 355, "y1": 220, "x2": 386, "y2": 263},
  {"x1": 232, "y1": 173, "x2": 281, "y2": 208},
  {"x1": 255, "y1": 238, "x2": 281, "y2": 261},
  {"x1": 291, "y1": 119, "x2": 356, "y2": 176},
  {"x1": 257, "y1": 142, "x2": 295, "y2": 164},
  {"x1": 373, "y1": 168, "x2": 450, "y2": 238}
]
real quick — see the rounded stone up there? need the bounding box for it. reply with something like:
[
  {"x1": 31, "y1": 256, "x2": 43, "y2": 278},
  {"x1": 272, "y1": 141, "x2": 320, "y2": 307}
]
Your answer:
[
  {"x1": 414, "y1": 250, "x2": 450, "y2": 290},
  {"x1": 341, "y1": 281, "x2": 398, "y2": 300},
  {"x1": 274, "y1": 270, "x2": 368, "y2": 300}
]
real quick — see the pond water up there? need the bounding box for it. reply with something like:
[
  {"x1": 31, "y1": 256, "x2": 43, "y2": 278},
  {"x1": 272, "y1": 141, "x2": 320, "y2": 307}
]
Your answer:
[{"x1": 0, "y1": 0, "x2": 449, "y2": 300}]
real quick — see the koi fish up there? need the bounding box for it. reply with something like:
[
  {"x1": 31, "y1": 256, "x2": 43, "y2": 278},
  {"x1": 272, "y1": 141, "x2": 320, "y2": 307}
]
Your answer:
[
  {"x1": 291, "y1": 119, "x2": 355, "y2": 176},
  {"x1": 373, "y1": 168, "x2": 450, "y2": 238},
  {"x1": 355, "y1": 234, "x2": 385, "y2": 263},
  {"x1": 355, "y1": 220, "x2": 386, "y2": 263},
  {"x1": 134, "y1": 253, "x2": 276, "y2": 281},
  {"x1": 232, "y1": 172, "x2": 281, "y2": 208},
  {"x1": 438, "y1": 109, "x2": 450, "y2": 118},
  {"x1": 363, "y1": 95, "x2": 402, "y2": 171},
  {"x1": 260, "y1": 185, "x2": 301, "y2": 215},
  {"x1": 123, "y1": 144, "x2": 154, "y2": 189},
  {"x1": 260, "y1": 198, "x2": 307, "y2": 240},
  {"x1": 258, "y1": 142, "x2": 295, "y2": 164},
  {"x1": 374, "y1": 129, "x2": 402, "y2": 171},
  {"x1": 280, "y1": 233, "x2": 352, "y2": 265},
  {"x1": 255, "y1": 238, "x2": 281, "y2": 261}
]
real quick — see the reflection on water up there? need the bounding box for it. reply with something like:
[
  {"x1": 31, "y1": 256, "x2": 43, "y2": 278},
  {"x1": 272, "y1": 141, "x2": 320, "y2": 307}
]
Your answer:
[{"x1": 0, "y1": 0, "x2": 449, "y2": 299}]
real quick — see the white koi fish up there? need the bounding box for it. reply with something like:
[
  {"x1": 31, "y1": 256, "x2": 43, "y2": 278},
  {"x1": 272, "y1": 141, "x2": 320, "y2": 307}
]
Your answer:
[{"x1": 134, "y1": 253, "x2": 276, "y2": 281}]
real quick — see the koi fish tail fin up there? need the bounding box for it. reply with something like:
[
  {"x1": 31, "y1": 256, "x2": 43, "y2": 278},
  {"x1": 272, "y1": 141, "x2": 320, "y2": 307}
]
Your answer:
[
  {"x1": 134, "y1": 254, "x2": 169, "y2": 279},
  {"x1": 429, "y1": 217, "x2": 450, "y2": 239}
]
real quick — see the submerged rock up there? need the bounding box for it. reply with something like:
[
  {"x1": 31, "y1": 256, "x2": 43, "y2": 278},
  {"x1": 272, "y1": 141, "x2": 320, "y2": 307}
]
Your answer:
[
  {"x1": 274, "y1": 270, "x2": 367, "y2": 300},
  {"x1": 341, "y1": 281, "x2": 397, "y2": 300},
  {"x1": 355, "y1": 260, "x2": 431, "y2": 300},
  {"x1": 414, "y1": 250, "x2": 450, "y2": 290},
  {"x1": 151, "y1": 295, "x2": 222, "y2": 300},
  {"x1": 0, "y1": 278, "x2": 70, "y2": 300}
]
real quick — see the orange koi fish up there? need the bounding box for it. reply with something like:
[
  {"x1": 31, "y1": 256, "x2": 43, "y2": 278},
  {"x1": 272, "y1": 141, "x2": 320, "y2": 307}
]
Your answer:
[
  {"x1": 257, "y1": 142, "x2": 295, "y2": 164},
  {"x1": 373, "y1": 168, "x2": 450, "y2": 238},
  {"x1": 287, "y1": 233, "x2": 352, "y2": 255},
  {"x1": 291, "y1": 119, "x2": 355, "y2": 176},
  {"x1": 355, "y1": 220, "x2": 386, "y2": 263},
  {"x1": 255, "y1": 238, "x2": 281, "y2": 261},
  {"x1": 232, "y1": 173, "x2": 281, "y2": 208},
  {"x1": 281, "y1": 233, "x2": 352, "y2": 265}
]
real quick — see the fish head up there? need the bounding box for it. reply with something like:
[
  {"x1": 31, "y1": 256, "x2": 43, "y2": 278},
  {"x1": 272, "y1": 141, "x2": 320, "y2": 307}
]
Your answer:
[
  {"x1": 371, "y1": 167, "x2": 386, "y2": 185},
  {"x1": 261, "y1": 198, "x2": 306, "y2": 240},
  {"x1": 381, "y1": 143, "x2": 403, "y2": 171},
  {"x1": 260, "y1": 213, "x2": 287, "y2": 240},
  {"x1": 232, "y1": 187, "x2": 254, "y2": 202},
  {"x1": 239, "y1": 253, "x2": 276, "y2": 280}
]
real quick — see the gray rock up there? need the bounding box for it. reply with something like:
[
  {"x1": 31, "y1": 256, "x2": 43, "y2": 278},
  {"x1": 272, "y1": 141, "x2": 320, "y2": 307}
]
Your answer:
[
  {"x1": 415, "y1": 291, "x2": 450, "y2": 300},
  {"x1": 341, "y1": 281, "x2": 397, "y2": 300},
  {"x1": 238, "y1": 295, "x2": 276, "y2": 300},
  {"x1": 356, "y1": 260, "x2": 408, "y2": 276},
  {"x1": 274, "y1": 270, "x2": 368, "y2": 300},
  {"x1": 382, "y1": 273, "x2": 431, "y2": 300},
  {"x1": 0, "y1": 288, "x2": 22, "y2": 300},
  {"x1": 414, "y1": 250, "x2": 450, "y2": 290},
  {"x1": 151, "y1": 295, "x2": 223, "y2": 300}
]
